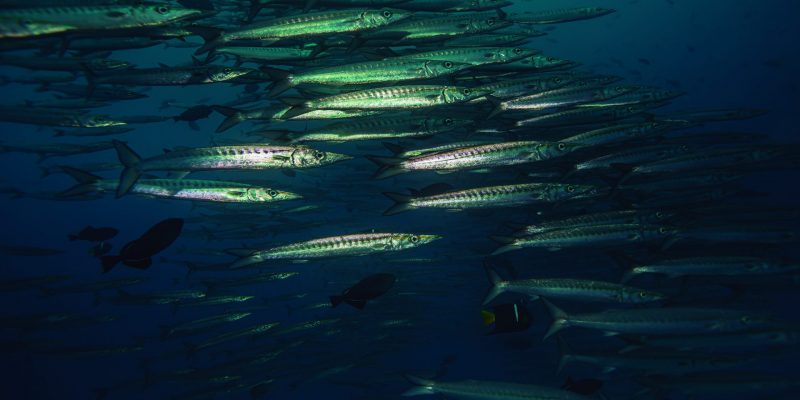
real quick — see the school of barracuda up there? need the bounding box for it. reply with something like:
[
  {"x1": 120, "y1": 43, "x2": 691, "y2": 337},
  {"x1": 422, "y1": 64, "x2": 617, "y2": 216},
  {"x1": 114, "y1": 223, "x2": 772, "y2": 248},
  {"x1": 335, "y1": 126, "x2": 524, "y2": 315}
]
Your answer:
[{"x1": 1, "y1": 0, "x2": 799, "y2": 399}]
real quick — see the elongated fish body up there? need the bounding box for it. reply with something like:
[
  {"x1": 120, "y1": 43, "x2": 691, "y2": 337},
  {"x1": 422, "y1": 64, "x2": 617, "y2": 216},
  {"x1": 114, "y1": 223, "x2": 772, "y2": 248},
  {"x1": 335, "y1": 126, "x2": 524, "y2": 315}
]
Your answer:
[
  {"x1": 543, "y1": 300, "x2": 772, "y2": 339},
  {"x1": 403, "y1": 375, "x2": 589, "y2": 399},
  {"x1": 279, "y1": 115, "x2": 472, "y2": 143},
  {"x1": 483, "y1": 269, "x2": 664, "y2": 305},
  {"x1": 214, "y1": 46, "x2": 321, "y2": 62},
  {"x1": 492, "y1": 224, "x2": 677, "y2": 255},
  {"x1": 0, "y1": 4, "x2": 202, "y2": 31},
  {"x1": 390, "y1": 141, "x2": 581, "y2": 175},
  {"x1": 112, "y1": 141, "x2": 350, "y2": 197},
  {"x1": 441, "y1": 33, "x2": 529, "y2": 47},
  {"x1": 270, "y1": 59, "x2": 473, "y2": 96},
  {"x1": 207, "y1": 8, "x2": 410, "y2": 50},
  {"x1": 623, "y1": 329, "x2": 800, "y2": 351},
  {"x1": 116, "y1": 142, "x2": 350, "y2": 172},
  {"x1": 387, "y1": 141, "x2": 495, "y2": 158},
  {"x1": 574, "y1": 144, "x2": 693, "y2": 172},
  {"x1": 576, "y1": 87, "x2": 684, "y2": 108},
  {"x1": 230, "y1": 233, "x2": 441, "y2": 268},
  {"x1": 630, "y1": 148, "x2": 784, "y2": 175},
  {"x1": 510, "y1": 7, "x2": 616, "y2": 24},
  {"x1": 0, "y1": 106, "x2": 125, "y2": 128},
  {"x1": 472, "y1": 74, "x2": 576, "y2": 102},
  {"x1": 367, "y1": 12, "x2": 511, "y2": 43},
  {"x1": 384, "y1": 183, "x2": 604, "y2": 215},
  {"x1": 393, "y1": 47, "x2": 537, "y2": 66},
  {"x1": 561, "y1": 351, "x2": 748, "y2": 374},
  {"x1": 190, "y1": 322, "x2": 280, "y2": 352},
  {"x1": 93, "y1": 66, "x2": 253, "y2": 86},
  {"x1": 0, "y1": 18, "x2": 73, "y2": 39},
  {"x1": 478, "y1": 54, "x2": 576, "y2": 72},
  {"x1": 299, "y1": 85, "x2": 490, "y2": 111},
  {"x1": 516, "y1": 104, "x2": 658, "y2": 128},
  {"x1": 496, "y1": 85, "x2": 639, "y2": 115},
  {"x1": 397, "y1": 0, "x2": 512, "y2": 12},
  {"x1": 624, "y1": 257, "x2": 799, "y2": 281},
  {"x1": 561, "y1": 121, "x2": 686, "y2": 146},
  {"x1": 66, "y1": 177, "x2": 301, "y2": 204},
  {"x1": 517, "y1": 210, "x2": 674, "y2": 236},
  {"x1": 163, "y1": 312, "x2": 252, "y2": 338}
]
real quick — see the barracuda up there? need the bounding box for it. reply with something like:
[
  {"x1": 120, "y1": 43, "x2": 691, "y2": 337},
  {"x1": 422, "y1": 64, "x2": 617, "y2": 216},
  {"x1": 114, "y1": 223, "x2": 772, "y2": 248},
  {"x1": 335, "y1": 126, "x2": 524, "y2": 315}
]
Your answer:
[
  {"x1": 368, "y1": 140, "x2": 584, "y2": 179},
  {"x1": 391, "y1": 46, "x2": 538, "y2": 66},
  {"x1": 403, "y1": 375, "x2": 589, "y2": 400},
  {"x1": 489, "y1": 85, "x2": 640, "y2": 117},
  {"x1": 491, "y1": 224, "x2": 678, "y2": 255},
  {"x1": 281, "y1": 85, "x2": 490, "y2": 119},
  {"x1": 267, "y1": 59, "x2": 474, "y2": 96},
  {"x1": 561, "y1": 121, "x2": 688, "y2": 146},
  {"x1": 542, "y1": 299, "x2": 773, "y2": 339},
  {"x1": 470, "y1": 74, "x2": 576, "y2": 102},
  {"x1": 622, "y1": 256, "x2": 800, "y2": 282},
  {"x1": 364, "y1": 12, "x2": 511, "y2": 44},
  {"x1": 483, "y1": 269, "x2": 664, "y2": 304},
  {"x1": 514, "y1": 210, "x2": 676, "y2": 236},
  {"x1": 383, "y1": 182, "x2": 604, "y2": 215},
  {"x1": 0, "y1": 18, "x2": 74, "y2": 39},
  {"x1": 0, "y1": 3, "x2": 202, "y2": 32},
  {"x1": 213, "y1": 46, "x2": 323, "y2": 63},
  {"x1": 197, "y1": 8, "x2": 411, "y2": 53},
  {"x1": 510, "y1": 7, "x2": 616, "y2": 24},
  {"x1": 57, "y1": 167, "x2": 302, "y2": 204},
  {"x1": 229, "y1": 232, "x2": 441, "y2": 268},
  {"x1": 254, "y1": 114, "x2": 473, "y2": 143},
  {"x1": 111, "y1": 140, "x2": 351, "y2": 197}
]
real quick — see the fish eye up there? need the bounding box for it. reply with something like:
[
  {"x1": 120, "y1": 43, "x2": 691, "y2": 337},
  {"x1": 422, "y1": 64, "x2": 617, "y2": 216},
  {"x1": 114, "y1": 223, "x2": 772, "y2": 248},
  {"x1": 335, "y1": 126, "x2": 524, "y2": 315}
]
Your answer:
[
  {"x1": 557, "y1": 143, "x2": 566, "y2": 150},
  {"x1": 267, "y1": 189, "x2": 278, "y2": 197},
  {"x1": 741, "y1": 316, "x2": 752, "y2": 323},
  {"x1": 463, "y1": 88, "x2": 471, "y2": 95},
  {"x1": 655, "y1": 211, "x2": 664, "y2": 218},
  {"x1": 443, "y1": 61, "x2": 453, "y2": 68},
  {"x1": 554, "y1": 77, "x2": 562, "y2": 83},
  {"x1": 638, "y1": 291, "x2": 647, "y2": 298},
  {"x1": 547, "y1": 57, "x2": 556, "y2": 62},
  {"x1": 223, "y1": 68, "x2": 232, "y2": 73},
  {"x1": 157, "y1": 6, "x2": 169, "y2": 14},
  {"x1": 513, "y1": 48, "x2": 522, "y2": 54},
  {"x1": 658, "y1": 227, "x2": 668, "y2": 234},
  {"x1": 444, "y1": 118, "x2": 453, "y2": 125},
  {"x1": 410, "y1": 235, "x2": 420, "y2": 243},
  {"x1": 486, "y1": 17, "x2": 496, "y2": 25},
  {"x1": 566, "y1": 185, "x2": 575, "y2": 192},
  {"x1": 383, "y1": 10, "x2": 392, "y2": 18},
  {"x1": 627, "y1": 106, "x2": 635, "y2": 112},
  {"x1": 314, "y1": 151, "x2": 325, "y2": 160}
]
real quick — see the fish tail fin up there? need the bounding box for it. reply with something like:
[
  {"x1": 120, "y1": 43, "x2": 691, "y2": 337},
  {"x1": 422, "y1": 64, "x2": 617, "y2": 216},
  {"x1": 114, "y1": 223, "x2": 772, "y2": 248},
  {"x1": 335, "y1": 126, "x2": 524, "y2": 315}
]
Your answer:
[
  {"x1": 100, "y1": 256, "x2": 120, "y2": 273},
  {"x1": 366, "y1": 155, "x2": 406, "y2": 179},
  {"x1": 480, "y1": 309, "x2": 496, "y2": 326},
  {"x1": 262, "y1": 67, "x2": 294, "y2": 97},
  {"x1": 402, "y1": 375, "x2": 435, "y2": 397},
  {"x1": 212, "y1": 105, "x2": 245, "y2": 133},
  {"x1": 382, "y1": 192, "x2": 413, "y2": 215},
  {"x1": 485, "y1": 95, "x2": 505, "y2": 119},
  {"x1": 542, "y1": 298, "x2": 569, "y2": 340},
  {"x1": 58, "y1": 166, "x2": 101, "y2": 197},
  {"x1": 489, "y1": 236, "x2": 521, "y2": 255},
  {"x1": 112, "y1": 140, "x2": 142, "y2": 198},
  {"x1": 482, "y1": 267, "x2": 506, "y2": 305},
  {"x1": 329, "y1": 295, "x2": 343, "y2": 308}
]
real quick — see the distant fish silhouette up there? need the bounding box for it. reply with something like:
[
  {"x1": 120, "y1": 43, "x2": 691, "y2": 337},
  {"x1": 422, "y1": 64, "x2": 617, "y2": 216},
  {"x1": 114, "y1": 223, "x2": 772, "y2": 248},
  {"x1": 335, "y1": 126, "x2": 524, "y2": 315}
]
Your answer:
[{"x1": 101, "y1": 218, "x2": 183, "y2": 273}]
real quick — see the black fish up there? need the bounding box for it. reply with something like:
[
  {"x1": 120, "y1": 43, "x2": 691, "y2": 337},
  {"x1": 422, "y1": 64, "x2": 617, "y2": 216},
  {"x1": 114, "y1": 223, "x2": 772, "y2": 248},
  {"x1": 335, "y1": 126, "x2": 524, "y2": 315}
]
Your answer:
[
  {"x1": 100, "y1": 218, "x2": 183, "y2": 273},
  {"x1": 330, "y1": 273, "x2": 396, "y2": 310},
  {"x1": 68, "y1": 226, "x2": 118, "y2": 242}
]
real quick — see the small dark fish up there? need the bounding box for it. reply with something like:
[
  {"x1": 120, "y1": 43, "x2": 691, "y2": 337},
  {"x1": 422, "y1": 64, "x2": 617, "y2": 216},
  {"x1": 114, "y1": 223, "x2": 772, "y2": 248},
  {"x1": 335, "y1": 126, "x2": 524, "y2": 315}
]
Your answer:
[
  {"x1": 68, "y1": 226, "x2": 118, "y2": 242},
  {"x1": 330, "y1": 273, "x2": 396, "y2": 310},
  {"x1": 100, "y1": 218, "x2": 184, "y2": 273},
  {"x1": 89, "y1": 242, "x2": 112, "y2": 257}
]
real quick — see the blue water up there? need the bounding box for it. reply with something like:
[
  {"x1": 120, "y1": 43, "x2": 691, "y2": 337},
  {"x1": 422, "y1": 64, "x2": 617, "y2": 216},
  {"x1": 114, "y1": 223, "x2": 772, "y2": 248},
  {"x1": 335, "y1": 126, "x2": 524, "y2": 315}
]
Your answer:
[{"x1": 1, "y1": 1, "x2": 799, "y2": 399}]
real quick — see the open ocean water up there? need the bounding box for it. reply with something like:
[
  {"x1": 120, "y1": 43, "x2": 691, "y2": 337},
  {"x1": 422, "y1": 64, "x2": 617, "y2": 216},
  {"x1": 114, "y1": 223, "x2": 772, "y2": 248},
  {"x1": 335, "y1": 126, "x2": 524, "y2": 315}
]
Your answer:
[{"x1": 1, "y1": 0, "x2": 799, "y2": 399}]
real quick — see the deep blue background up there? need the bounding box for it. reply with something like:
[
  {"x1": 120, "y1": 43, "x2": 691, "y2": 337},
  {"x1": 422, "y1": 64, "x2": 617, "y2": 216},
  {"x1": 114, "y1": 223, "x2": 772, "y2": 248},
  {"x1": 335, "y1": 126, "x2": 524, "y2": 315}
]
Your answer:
[{"x1": 1, "y1": 1, "x2": 799, "y2": 399}]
